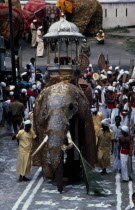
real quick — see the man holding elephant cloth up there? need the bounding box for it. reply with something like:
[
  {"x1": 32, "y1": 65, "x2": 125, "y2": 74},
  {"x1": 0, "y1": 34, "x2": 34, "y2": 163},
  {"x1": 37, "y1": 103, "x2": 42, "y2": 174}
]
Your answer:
[{"x1": 13, "y1": 120, "x2": 37, "y2": 181}]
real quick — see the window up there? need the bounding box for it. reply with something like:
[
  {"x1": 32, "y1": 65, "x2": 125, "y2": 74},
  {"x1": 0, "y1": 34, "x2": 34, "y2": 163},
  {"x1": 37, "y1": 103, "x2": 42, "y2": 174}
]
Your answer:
[
  {"x1": 105, "y1": 9, "x2": 107, "y2": 18},
  {"x1": 116, "y1": 8, "x2": 117, "y2": 17},
  {"x1": 126, "y1": 8, "x2": 128, "y2": 16}
]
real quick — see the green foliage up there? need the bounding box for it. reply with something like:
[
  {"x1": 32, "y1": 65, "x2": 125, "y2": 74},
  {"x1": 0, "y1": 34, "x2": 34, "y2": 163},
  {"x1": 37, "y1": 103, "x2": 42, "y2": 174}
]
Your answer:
[
  {"x1": 105, "y1": 26, "x2": 129, "y2": 33},
  {"x1": 126, "y1": 39, "x2": 135, "y2": 54}
]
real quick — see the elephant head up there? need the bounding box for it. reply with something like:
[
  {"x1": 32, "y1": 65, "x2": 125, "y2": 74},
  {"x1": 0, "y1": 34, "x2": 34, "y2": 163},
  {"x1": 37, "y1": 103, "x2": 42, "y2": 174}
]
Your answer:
[{"x1": 32, "y1": 82, "x2": 96, "y2": 191}]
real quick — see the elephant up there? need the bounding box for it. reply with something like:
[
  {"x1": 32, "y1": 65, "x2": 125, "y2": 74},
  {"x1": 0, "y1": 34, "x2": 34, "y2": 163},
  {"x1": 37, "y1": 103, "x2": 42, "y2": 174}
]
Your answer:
[
  {"x1": 0, "y1": 3, "x2": 23, "y2": 43},
  {"x1": 32, "y1": 82, "x2": 97, "y2": 192},
  {"x1": 57, "y1": 0, "x2": 103, "y2": 36}
]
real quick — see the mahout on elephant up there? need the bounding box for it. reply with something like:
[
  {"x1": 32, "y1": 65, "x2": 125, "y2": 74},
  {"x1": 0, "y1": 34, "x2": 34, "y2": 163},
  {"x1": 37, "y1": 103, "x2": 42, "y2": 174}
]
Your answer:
[{"x1": 32, "y1": 81, "x2": 97, "y2": 193}]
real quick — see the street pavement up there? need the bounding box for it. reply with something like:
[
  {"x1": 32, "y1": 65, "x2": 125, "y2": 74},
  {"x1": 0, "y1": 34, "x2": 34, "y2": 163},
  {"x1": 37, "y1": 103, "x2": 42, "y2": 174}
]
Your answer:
[
  {"x1": 0, "y1": 127, "x2": 135, "y2": 210},
  {"x1": 5, "y1": 30, "x2": 135, "y2": 73}
]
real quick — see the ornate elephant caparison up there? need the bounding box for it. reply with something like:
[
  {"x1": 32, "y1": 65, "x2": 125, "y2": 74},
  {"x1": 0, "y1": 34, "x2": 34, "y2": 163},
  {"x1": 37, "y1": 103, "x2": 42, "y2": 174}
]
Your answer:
[
  {"x1": 32, "y1": 82, "x2": 97, "y2": 192},
  {"x1": 56, "y1": 0, "x2": 103, "y2": 35}
]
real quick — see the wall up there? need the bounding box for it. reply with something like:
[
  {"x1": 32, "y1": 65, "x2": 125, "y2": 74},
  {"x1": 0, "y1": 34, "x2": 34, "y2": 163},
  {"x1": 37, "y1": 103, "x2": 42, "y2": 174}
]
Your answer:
[{"x1": 101, "y1": 2, "x2": 135, "y2": 29}]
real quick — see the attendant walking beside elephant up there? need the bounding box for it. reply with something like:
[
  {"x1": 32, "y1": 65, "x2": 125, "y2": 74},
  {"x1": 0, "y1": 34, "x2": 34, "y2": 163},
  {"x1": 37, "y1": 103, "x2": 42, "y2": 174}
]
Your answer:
[{"x1": 13, "y1": 120, "x2": 37, "y2": 182}]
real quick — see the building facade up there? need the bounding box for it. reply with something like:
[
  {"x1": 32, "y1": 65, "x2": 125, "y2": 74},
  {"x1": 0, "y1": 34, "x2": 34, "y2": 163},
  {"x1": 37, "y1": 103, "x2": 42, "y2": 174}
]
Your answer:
[{"x1": 20, "y1": 0, "x2": 135, "y2": 29}]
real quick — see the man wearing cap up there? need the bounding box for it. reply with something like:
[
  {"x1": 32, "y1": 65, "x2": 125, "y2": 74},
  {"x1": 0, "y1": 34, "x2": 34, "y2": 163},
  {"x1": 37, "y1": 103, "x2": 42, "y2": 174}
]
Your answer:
[
  {"x1": 97, "y1": 118, "x2": 114, "y2": 175},
  {"x1": 91, "y1": 107, "x2": 104, "y2": 145},
  {"x1": 36, "y1": 26, "x2": 44, "y2": 57},
  {"x1": 30, "y1": 20, "x2": 37, "y2": 47},
  {"x1": 118, "y1": 125, "x2": 133, "y2": 182},
  {"x1": 13, "y1": 120, "x2": 37, "y2": 181}
]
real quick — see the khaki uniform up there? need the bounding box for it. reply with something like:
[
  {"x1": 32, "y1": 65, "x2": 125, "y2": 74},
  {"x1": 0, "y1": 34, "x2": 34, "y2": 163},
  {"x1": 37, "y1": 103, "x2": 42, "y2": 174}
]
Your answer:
[
  {"x1": 92, "y1": 112, "x2": 104, "y2": 145},
  {"x1": 30, "y1": 23, "x2": 37, "y2": 47},
  {"x1": 16, "y1": 129, "x2": 36, "y2": 176},
  {"x1": 97, "y1": 128, "x2": 114, "y2": 169},
  {"x1": 36, "y1": 29, "x2": 44, "y2": 57}
]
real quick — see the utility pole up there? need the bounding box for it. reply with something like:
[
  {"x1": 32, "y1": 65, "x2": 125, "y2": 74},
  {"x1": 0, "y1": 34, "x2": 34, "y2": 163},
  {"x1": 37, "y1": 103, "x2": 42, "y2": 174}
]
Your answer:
[{"x1": 8, "y1": 0, "x2": 16, "y2": 85}]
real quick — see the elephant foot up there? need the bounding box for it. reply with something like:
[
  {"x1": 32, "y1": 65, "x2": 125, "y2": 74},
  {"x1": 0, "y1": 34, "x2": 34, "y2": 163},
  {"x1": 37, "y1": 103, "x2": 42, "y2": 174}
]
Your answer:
[{"x1": 57, "y1": 184, "x2": 63, "y2": 193}]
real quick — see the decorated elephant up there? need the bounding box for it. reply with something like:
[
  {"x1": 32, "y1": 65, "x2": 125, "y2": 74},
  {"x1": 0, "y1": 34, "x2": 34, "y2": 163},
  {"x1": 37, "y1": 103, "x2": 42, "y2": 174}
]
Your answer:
[
  {"x1": 56, "y1": 0, "x2": 103, "y2": 35},
  {"x1": 32, "y1": 82, "x2": 97, "y2": 192},
  {"x1": 0, "y1": 3, "x2": 23, "y2": 42}
]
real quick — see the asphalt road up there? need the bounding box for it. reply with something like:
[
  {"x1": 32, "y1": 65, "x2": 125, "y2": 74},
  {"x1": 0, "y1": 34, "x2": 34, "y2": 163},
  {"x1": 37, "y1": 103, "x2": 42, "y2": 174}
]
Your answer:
[
  {"x1": 5, "y1": 34, "x2": 135, "y2": 73},
  {"x1": 0, "y1": 128, "x2": 135, "y2": 210}
]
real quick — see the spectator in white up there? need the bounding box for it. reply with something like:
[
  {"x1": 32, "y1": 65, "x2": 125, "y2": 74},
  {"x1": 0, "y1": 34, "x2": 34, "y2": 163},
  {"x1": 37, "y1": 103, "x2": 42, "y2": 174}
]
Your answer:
[
  {"x1": 36, "y1": 26, "x2": 44, "y2": 57},
  {"x1": 30, "y1": 19, "x2": 37, "y2": 47},
  {"x1": 20, "y1": 89, "x2": 30, "y2": 120},
  {"x1": 110, "y1": 115, "x2": 122, "y2": 172},
  {"x1": 88, "y1": 64, "x2": 94, "y2": 73},
  {"x1": 125, "y1": 192, "x2": 135, "y2": 209},
  {"x1": 0, "y1": 82, "x2": 6, "y2": 124}
]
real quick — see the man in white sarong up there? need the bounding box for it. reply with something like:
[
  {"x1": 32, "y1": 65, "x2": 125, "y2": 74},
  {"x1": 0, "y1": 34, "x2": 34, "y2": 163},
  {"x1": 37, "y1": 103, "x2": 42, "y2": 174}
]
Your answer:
[
  {"x1": 110, "y1": 115, "x2": 122, "y2": 171},
  {"x1": 13, "y1": 120, "x2": 37, "y2": 181},
  {"x1": 118, "y1": 125, "x2": 133, "y2": 182},
  {"x1": 30, "y1": 19, "x2": 37, "y2": 47},
  {"x1": 36, "y1": 26, "x2": 44, "y2": 57}
]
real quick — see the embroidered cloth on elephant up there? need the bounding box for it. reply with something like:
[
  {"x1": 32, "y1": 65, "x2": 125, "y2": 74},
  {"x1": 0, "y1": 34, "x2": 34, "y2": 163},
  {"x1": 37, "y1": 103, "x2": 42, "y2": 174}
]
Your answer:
[{"x1": 0, "y1": 3, "x2": 23, "y2": 41}]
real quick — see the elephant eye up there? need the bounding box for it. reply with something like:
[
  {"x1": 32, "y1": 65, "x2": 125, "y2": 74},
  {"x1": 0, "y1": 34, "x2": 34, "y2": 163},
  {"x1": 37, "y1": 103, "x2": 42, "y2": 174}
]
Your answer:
[{"x1": 69, "y1": 103, "x2": 74, "y2": 110}]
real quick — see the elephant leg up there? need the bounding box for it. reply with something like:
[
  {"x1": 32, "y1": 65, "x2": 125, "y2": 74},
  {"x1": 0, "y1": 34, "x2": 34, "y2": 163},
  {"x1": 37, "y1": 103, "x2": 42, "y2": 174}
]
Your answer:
[{"x1": 53, "y1": 159, "x2": 63, "y2": 193}]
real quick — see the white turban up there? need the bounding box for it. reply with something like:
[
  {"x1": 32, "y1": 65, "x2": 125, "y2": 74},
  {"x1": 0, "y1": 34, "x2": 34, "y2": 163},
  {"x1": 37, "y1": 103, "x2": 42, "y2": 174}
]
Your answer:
[
  {"x1": 123, "y1": 84, "x2": 129, "y2": 89},
  {"x1": 33, "y1": 19, "x2": 37, "y2": 23},
  {"x1": 89, "y1": 64, "x2": 92, "y2": 67},
  {"x1": 115, "y1": 66, "x2": 119, "y2": 70},
  {"x1": 24, "y1": 120, "x2": 31, "y2": 126},
  {"x1": 32, "y1": 84, "x2": 37, "y2": 90},
  {"x1": 124, "y1": 71, "x2": 129, "y2": 75},
  {"x1": 121, "y1": 125, "x2": 128, "y2": 133},
  {"x1": 0, "y1": 82, "x2": 6, "y2": 87},
  {"x1": 107, "y1": 71, "x2": 112, "y2": 75},
  {"x1": 108, "y1": 86, "x2": 114, "y2": 91},
  {"x1": 129, "y1": 79, "x2": 134, "y2": 84},
  {"x1": 91, "y1": 107, "x2": 97, "y2": 112},
  {"x1": 96, "y1": 85, "x2": 102, "y2": 90},
  {"x1": 101, "y1": 75, "x2": 107, "y2": 80},
  {"x1": 38, "y1": 26, "x2": 43, "y2": 30},
  {"x1": 9, "y1": 91, "x2": 14, "y2": 96},
  {"x1": 101, "y1": 118, "x2": 110, "y2": 127},
  {"x1": 21, "y1": 88, "x2": 27, "y2": 93},
  {"x1": 109, "y1": 66, "x2": 112, "y2": 71},
  {"x1": 122, "y1": 95, "x2": 128, "y2": 100}
]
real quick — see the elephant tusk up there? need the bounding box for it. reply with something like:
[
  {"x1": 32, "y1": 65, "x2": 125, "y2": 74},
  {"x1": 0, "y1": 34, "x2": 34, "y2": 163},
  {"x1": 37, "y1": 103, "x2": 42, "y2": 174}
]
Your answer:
[
  {"x1": 31, "y1": 135, "x2": 48, "y2": 157},
  {"x1": 67, "y1": 131, "x2": 73, "y2": 147}
]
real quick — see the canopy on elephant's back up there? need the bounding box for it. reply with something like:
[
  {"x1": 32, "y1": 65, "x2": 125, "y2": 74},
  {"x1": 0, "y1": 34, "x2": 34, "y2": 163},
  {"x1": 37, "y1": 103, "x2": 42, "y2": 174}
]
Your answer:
[{"x1": 43, "y1": 17, "x2": 85, "y2": 41}]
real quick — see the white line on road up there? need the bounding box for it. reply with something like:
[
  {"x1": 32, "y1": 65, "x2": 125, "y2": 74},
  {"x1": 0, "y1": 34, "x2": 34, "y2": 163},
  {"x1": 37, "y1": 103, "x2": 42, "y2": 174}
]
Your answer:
[
  {"x1": 11, "y1": 167, "x2": 42, "y2": 210},
  {"x1": 22, "y1": 177, "x2": 44, "y2": 210},
  {"x1": 128, "y1": 181, "x2": 133, "y2": 206},
  {"x1": 115, "y1": 173, "x2": 122, "y2": 210}
]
